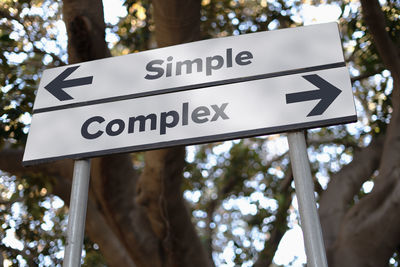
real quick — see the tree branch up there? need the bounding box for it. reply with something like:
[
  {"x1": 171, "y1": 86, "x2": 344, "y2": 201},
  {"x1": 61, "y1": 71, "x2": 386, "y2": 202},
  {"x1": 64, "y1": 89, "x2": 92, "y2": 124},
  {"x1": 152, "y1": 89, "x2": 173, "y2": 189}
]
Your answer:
[
  {"x1": 350, "y1": 68, "x2": 385, "y2": 83},
  {"x1": 0, "y1": 244, "x2": 36, "y2": 266},
  {"x1": 254, "y1": 169, "x2": 294, "y2": 267},
  {"x1": 0, "y1": 148, "x2": 74, "y2": 181},
  {"x1": 360, "y1": 0, "x2": 400, "y2": 79},
  {"x1": 329, "y1": 167, "x2": 400, "y2": 267},
  {"x1": 319, "y1": 135, "x2": 384, "y2": 250},
  {"x1": 307, "y1": 135, "x2": 358, "y2": 149},
  {"x1": 202, "y1": 150, "x2": 289, "y2": 266},
  {"x1": 0, "y1": 196, "x2": 24, "y2": 207},
  {"x1": 85, "y1": 197, "x2": 137, "y2": 267},
  {"x1": 323, "y1": 2, "x2": 400, "y2": 266}
]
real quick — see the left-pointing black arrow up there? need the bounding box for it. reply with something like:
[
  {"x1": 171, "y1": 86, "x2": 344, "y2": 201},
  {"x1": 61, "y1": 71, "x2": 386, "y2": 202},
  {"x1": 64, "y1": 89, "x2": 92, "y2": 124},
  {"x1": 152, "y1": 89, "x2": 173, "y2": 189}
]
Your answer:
[
  {"x1": 286, "y1": 74, "x2": 342, "y2": 117},
  {"x1": 44, "y1": 66, "x2": 93, "y2": 101}
]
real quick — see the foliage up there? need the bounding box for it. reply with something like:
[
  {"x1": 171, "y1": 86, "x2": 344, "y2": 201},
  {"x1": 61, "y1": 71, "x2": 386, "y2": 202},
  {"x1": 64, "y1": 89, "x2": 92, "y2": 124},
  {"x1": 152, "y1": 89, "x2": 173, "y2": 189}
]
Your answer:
[
  {"x1": 0, "y1": 0, "x2": 66, "y2": 147},
  {"x1": 0, "y1": 0, "x2": 106, "y2": 265},
  {"x1": 183, "y1": 139, "x2": 293, "y2": 265},
  {"x1": 111, "y1": 0, "x2": 153, "y2": 54},
  {"x1": 200, "y1": 0, "x2": 300, "y2": 39},
  {"x1": 0, "y1": 172, "x2": 64, "y2": 266}
]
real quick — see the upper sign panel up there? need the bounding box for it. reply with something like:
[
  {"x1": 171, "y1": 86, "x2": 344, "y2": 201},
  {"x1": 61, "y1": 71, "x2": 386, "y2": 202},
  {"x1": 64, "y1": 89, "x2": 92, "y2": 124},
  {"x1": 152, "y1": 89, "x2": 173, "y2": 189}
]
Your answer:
[{"x1": 33, "y1": 22, "x2": 345, "y2": 112}]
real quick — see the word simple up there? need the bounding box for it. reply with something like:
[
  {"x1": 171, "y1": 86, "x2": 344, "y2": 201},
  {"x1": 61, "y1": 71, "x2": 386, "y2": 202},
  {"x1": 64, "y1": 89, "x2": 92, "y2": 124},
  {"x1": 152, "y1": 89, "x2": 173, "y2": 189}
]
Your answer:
[
  {"x1": 81, "y1": 102, "x2": 230, "y2": 139},
  {"x1": 144, "y1": 48, "x2": 253, "y2": 80}
]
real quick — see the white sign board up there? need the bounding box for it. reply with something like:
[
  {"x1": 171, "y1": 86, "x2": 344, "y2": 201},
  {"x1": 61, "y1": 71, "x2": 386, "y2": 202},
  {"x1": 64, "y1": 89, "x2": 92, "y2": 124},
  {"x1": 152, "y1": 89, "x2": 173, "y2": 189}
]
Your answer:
[{"x1": 23, "y1": 23, "x2": 357, "y2": 165}]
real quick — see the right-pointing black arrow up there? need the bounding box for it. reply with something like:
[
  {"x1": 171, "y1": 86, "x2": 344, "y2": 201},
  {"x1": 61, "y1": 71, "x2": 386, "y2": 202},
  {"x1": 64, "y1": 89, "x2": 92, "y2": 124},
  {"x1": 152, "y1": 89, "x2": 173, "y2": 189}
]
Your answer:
[
  {"x1": 44, "y1": 65, "x2": 93, "y2": 101},
  {"x1": 286, "y1": 74, "x2": 342, "y2": 117}
]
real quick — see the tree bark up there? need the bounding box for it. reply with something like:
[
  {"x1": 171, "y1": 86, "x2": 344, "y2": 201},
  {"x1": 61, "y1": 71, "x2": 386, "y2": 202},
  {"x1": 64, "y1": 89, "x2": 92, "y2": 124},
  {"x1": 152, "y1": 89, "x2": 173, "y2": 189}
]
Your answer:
[
  {"x1": 319, "y1": 136, "x2": 384, "y2": 249},
  {"x1": 63, "y1": 0, "x2": 210, "y2": 266},
  {"x1": 131, "y1": 1, "x2": 211, "y2": 266},
  {"x1": 153, "y1": 0, "x2": 201, "y2": 47},
  {"x1": 62, "y1": 0, "x2": 111, "y2": 63},
  {"x1": 254, "y1": 169, "x2": 293, "y2": 267},
  {"x1": 320, "y1": 1, "x2": 400, "y2": 266}
]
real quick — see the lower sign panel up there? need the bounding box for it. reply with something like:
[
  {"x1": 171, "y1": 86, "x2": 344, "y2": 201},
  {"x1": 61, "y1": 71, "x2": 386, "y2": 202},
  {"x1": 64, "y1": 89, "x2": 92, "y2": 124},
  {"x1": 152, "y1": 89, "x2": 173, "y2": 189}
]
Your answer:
[{"x1": 23, "y1": 67, "x2": 356, "y2": 165}]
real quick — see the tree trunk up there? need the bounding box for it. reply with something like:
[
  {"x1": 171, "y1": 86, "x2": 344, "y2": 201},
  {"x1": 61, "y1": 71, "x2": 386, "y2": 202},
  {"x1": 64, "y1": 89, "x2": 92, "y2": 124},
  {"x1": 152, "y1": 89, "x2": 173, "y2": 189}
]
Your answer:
[
  {"x1": 62, "y1": 0, "x2": 211, "y2": 266},
  {"x1": 319, "y1": 1, "x2": 400, "y2": 266}
]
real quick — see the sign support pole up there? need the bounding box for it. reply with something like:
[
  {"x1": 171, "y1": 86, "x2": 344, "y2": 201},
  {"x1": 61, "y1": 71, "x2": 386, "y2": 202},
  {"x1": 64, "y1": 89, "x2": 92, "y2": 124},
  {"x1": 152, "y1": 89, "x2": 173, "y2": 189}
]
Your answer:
[
  {"x1": 63, "y1": 159, "x2": 91, "y2": 267},
  {"x1": 287, "y1": 131, "x2": 328, "y2": 267}
]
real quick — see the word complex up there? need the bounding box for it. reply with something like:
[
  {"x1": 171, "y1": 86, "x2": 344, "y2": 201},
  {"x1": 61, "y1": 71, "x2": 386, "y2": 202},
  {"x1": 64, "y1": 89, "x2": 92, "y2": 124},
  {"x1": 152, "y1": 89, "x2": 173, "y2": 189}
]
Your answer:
[{"x1": 80, "y1": 102, "x2": 230, "y2": 139}]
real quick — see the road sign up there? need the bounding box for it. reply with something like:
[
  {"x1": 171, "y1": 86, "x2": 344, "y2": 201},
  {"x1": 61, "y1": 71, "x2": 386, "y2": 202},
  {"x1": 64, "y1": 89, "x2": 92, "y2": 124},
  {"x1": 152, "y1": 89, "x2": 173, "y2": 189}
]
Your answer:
[{"x1": 23, "y1": 22, "x2": 357, "y2": 165}]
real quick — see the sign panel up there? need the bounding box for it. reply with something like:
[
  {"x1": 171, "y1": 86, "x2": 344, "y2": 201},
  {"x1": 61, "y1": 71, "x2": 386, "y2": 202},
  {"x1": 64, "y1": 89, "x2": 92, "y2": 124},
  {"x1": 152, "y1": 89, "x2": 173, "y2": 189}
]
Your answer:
[{"x1": 23, "y1": 23, "x2": 357, "y2": 165}]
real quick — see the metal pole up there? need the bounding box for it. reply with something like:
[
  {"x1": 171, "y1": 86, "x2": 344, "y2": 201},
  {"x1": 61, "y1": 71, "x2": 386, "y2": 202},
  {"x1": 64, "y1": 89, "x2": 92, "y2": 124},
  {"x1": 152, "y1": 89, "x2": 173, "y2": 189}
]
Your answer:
[
  {"x1": 287, "y1": 131, "x2": 328, "y2": 267},
  {"x1": 63, "y1": 159, "x2": 91, "y2": 267}
]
